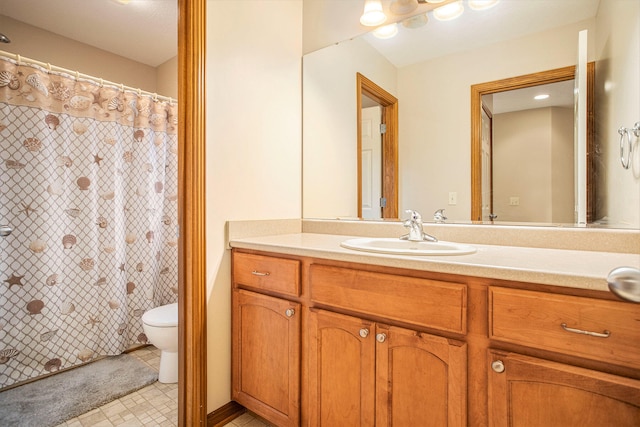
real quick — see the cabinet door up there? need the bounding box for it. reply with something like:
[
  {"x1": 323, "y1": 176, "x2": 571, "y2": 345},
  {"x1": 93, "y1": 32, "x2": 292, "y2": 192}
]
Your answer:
[
  {"x1": 232, "y1": 290, "x2": 300, "y2": 427},
  {"x1": 307, "y1": 309, "x2": 376, "y2": 426},
  {"x1": 376, "y1": 325, "x2": 467, "y2": 427},
  {"x1": 488, "y1": 351, "x2": 640, "y2": 427}
]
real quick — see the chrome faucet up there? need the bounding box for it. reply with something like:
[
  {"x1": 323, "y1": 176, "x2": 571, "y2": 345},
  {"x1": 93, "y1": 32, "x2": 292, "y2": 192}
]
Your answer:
[
  {"x1": 401, "y1": 210, "x2": 438, "y2": 242},
  {"x1": 433, "y1": 209, "x2": 447, "y2": 223}
]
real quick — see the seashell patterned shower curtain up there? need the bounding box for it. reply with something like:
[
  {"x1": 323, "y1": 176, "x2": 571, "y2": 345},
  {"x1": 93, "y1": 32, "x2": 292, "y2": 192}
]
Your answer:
[{"x1": 0, "y1": 56, "x2": 178, "y2": 389}]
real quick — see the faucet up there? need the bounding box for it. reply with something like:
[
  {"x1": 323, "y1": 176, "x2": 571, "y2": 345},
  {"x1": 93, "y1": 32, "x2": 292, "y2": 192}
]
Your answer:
[
  {"x1": 401, "y1": 210, "x2": 438, "y2": 242},
  {"x1": 433, "y1": 209, "x2": 447, "y2": 223}
]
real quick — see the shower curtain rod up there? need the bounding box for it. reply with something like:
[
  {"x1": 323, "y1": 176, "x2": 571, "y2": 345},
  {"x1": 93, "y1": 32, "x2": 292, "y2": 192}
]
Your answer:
[{"x1": 0, "y1": 49, "x2": 174, "y2": 104}]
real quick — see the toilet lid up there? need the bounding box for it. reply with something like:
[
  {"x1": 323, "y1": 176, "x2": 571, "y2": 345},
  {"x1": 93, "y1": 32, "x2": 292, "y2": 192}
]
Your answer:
[{"x1": 142, "y1": 303, "x2": 178, "y2": 327}]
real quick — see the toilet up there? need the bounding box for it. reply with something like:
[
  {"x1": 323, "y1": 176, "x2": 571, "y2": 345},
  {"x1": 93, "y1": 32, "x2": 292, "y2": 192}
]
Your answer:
[{"x1": 141, "y1": 303, "x2": 178, "y2": 383}]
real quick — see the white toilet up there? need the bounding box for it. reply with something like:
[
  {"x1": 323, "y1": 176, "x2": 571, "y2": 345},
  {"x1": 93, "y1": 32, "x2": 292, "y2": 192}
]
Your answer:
[{"x1": 141, "y1": 302, "x2": 178, "y2": 383}]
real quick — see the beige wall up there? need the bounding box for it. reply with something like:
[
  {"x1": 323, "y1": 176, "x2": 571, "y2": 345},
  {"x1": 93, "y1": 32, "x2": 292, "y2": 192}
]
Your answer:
[
  {"x1": 0, "y1": 14, "x2": 176, "y2": 97},
  {"x1": 205, "y1": 0, "x2": 302, "y2": 411},
  {"x1": 493, "y1": 107, "x2": 574, "y2": 223},
  {"x1": 594, "y1": 0, "x2": 640, "y2": 227},
  {"x1": 303, "y1": 37, "x2": 397, "y2": 218},
  {"x1": 397, "y1": 19, "x2": 595, "y2": 221}
]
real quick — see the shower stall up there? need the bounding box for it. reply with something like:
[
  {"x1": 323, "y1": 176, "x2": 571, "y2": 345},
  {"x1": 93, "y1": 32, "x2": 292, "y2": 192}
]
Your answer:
[{"x1": 0, "y1": 53, "x2": 178, "y2": 389}]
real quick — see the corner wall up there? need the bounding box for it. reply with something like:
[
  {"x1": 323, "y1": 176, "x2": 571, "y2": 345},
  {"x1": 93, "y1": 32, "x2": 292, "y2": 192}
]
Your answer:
[{"x1": 205, "y1": 0, "x2": 303, "y2": 411}]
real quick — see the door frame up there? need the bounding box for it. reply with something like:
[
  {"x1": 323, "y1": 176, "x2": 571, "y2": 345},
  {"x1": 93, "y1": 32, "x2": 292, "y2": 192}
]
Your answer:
[
  {"x1": 470, "y1": 64, "x2": 595, "y2": 222},
  {"x1": 178, "y1": 0, "x2": 207, "y2": 425},
  {"x1": 357, "y1": 73, "x2": 399, "y2": 219}
]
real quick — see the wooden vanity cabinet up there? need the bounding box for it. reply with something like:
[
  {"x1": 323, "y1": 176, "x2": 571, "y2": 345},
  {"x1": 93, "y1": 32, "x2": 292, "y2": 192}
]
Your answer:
[
  {"x1": 232, "y1": 253, "x2": 302, "y2": 427},
  {"x1": 307, "y1": 309, "x2": 467, "y2": 427},
  {"x1": 488, "y1": 286, "x2": 640, "y2": 426},
  {"x1": 487, "y1": 351, "x2": 640, "y2": 426},
  {"x1": 231, "y1": 249, "x2": 640, "y2": 426}
]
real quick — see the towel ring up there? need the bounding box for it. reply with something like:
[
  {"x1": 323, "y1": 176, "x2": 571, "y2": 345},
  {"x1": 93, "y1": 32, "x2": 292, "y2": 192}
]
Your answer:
[{"x1": 618, "y1": 122, "x2": 639, "y2": 169}]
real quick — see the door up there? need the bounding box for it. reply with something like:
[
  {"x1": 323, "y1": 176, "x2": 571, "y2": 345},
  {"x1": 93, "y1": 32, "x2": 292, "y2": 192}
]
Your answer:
[
  {"x1": 231, "y1": 290, "x2": 301, "y2": 427},
  {"x1": 488, "y1": 351, "x2": 640, "y2": 427},
  {"x1": 376, "y1": 325, "x2": 468, "y2": 426},
  {"x1": 361, "y1": 105, "x2": 383, "y2": 219},
  {"x1": 307, "y1": 309, "x2": 376, "y2": 426},
  {"x1": 481, "y1": 104, "x2": 494, "y2": 221}
]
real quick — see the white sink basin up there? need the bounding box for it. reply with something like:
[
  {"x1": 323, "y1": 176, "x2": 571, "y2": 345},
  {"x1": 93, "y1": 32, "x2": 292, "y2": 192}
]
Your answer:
[{"x1": 340, "y1": 237, "x2": 476, "y2": 256}]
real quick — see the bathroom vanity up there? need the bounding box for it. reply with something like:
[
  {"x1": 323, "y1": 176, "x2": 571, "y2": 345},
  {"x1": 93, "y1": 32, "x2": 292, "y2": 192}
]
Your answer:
[{"x1": 229, "y1": 227, "x2": 640, "y2": 426}]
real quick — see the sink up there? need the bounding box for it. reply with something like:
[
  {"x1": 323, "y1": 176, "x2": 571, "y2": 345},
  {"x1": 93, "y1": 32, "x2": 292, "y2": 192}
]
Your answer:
[{"x1": 340, "y1": 238, "x2": 476, "y2": 256}]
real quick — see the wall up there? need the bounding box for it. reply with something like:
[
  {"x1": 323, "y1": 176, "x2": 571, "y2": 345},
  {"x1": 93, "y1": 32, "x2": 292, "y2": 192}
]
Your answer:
[
  {"x1": 156, "y1": 56, "x2": 178, "y2": 99},
  {"x1": 205, "y1": 0, "x2": 302, "y2": 411},
  {"x1": 594, "y1": 0, "x2": 640, "y2": 227},
  {"x1": 397, "y1": 19, "x2": 595, "y2": 221},
  {"x1": 0, "y1": 15, "x2": 163, "y2": 93},
  {"x1": 493, "y1": 107, "x2": 574, "y2": 223},
  {"x1": 303, "y1": 37, "x2": 397, "y2": 218}
]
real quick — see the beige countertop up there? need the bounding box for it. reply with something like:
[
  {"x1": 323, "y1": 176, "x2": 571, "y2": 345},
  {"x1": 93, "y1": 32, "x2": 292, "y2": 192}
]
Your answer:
[{"x1": 229, "y1": 232, "x2": 640, "y2": 292}]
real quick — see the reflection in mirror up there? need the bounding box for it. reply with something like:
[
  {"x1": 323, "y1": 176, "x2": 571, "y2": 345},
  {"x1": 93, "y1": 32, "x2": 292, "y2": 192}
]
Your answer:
[
  {"x1": 357, "y1": 73, "x2": 398, "y2": 219},
  {"x1": 303, "y1": 0, "x2": 640, "y2": 228},
  {"x1": 470, "y1": 65, "x2": 595, "y2": 224}
]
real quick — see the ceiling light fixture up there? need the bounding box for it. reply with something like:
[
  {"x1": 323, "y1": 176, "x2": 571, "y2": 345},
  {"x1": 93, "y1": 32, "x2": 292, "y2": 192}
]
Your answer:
[
  {"x1": 390, "y1": 0, "x2": 419, "y2": 15},
  {"x1": 534, "y1": 94, "x2": 550, "y2": 100},
  {"x1": 402, "y1": 13, "x2": 429, "y2": 29},
  {"x1": 360, "y1": 0, "x2": 387, "y2": 27},
  {"x1": 468, "y1": 0, "x2": 500, "y2": 11},
  {"x1": 373, "y1": 23, "x2": 400, "y2": 39},
  {"x1": 433, "y1": 1, "x2": 464, "y2": 21}
]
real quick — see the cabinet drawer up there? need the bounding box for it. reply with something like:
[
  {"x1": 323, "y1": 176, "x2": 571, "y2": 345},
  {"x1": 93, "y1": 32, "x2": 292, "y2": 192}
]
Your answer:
[
  {"x1": 489, "y1": 287, "x2": 640, "y2": 368},
  {"x1": 233, "y1": 252, "x2": 300, "y2": 297},
  {"x1": 310, "y1": 264, "x2": 467, "y2": 334}
]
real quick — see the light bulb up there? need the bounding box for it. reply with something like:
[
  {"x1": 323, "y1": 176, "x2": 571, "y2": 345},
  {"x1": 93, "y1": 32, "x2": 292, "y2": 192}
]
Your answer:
[
  {"x1": 468, "y1": 0, "x2": 500, "y2": 11},
  {"x1": 360, "y1": 0, "x2": 387, "y2": 26},
  {"x1": 433, "y1": 1, "x2": 464, "y2": 21},
  {"x1": 373, "y1": 23, "x2": 399, "y2": 39}
]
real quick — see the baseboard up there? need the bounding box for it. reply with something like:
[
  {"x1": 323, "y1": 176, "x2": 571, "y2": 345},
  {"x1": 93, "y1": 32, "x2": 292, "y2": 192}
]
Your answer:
[{"x1": 207, "y1": 401, "x2": 246, "y2": 427}]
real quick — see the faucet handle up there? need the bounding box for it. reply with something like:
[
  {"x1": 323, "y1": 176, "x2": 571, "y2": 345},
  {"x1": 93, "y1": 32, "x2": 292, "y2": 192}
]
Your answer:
[
  {"x1": 433, "y1": 209, "x2": 447, "y2": 223},
  {"x1": 405, "y1": 209, "x2": 422, "y2": 222}
]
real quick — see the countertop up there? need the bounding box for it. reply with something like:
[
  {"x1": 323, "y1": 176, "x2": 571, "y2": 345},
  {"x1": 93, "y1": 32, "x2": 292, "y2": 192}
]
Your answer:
[{"x1": 229, "y1": 232, "x2": 640, "y2": 292}]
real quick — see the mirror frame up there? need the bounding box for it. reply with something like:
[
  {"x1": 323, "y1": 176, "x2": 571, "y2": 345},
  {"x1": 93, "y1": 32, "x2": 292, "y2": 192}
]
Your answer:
[
  {"x1": 470, "y1": 63, "x2": 595, "y2": 222},
  {"x1": 177, "y1": 0, "x2": 207, "y2": 425},
  {"x1": 357, "y1": 73, "x2": 399, "y2": 219}
]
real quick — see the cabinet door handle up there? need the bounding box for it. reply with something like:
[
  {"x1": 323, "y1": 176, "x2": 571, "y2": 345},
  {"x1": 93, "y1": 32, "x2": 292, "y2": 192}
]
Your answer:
[
  {"x1": 285, "y1": 308, "x2": 295, "y2": 318},
  {"x1": 251, "y1": 270, "x2": 270, "y2": 277},
  {"x1": 561, "y1": 323, "x2": 611, "y2": 338},
  {"x1": 359, "y1": 328, "x2": 369, "y2": 338},
  {"x1": 376, "y1": 333, "x2": 387, "y2": 343},
  {"x1": 491, "y1": 360, "x2": 505, "y2": 373}
]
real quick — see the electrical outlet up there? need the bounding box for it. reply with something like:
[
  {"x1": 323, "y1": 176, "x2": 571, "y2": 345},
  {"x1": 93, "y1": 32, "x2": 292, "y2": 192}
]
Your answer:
[
  {"x1": 448, "y1": 192, "x2": 457, "y2": 205},
  {"x1": 509, "y1": 197, "x2": 520, "y2": 206}
]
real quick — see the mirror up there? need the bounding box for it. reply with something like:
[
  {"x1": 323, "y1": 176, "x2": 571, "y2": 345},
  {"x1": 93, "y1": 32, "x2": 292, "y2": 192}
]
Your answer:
[{"x1": 302, "y1": 0, "x2": 640, "y2": 228}]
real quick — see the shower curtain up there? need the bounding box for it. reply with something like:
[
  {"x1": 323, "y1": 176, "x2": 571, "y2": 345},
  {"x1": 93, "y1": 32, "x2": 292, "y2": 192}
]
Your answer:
[{"x1": 0, "y1": 56, "x2": 178, "y2": 388}]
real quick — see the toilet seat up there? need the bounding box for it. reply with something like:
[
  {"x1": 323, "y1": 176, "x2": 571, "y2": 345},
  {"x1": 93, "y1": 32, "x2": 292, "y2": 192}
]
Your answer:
[{"x1": 141, "y1": 303, "x2": 178, "y2": 328}]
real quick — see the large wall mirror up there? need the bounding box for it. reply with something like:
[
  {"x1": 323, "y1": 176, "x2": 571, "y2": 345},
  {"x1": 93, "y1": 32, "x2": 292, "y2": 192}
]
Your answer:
[{"x1": 302, "y1": 0, "x2": 640, "y2": 228}]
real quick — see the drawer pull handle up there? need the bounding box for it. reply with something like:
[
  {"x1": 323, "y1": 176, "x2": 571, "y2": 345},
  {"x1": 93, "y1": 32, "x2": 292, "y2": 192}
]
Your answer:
[
  {"x1": 359, "y1": 328, "x2": 369, "y2": 338},
  {"x1": 285, "y1": 308, "x2": 295, "y2": 318},
  {"x1": 376, "y1": 333, "x2": 387, "y2": 343},
  {"x1": 561, "y1": 323, "x2": 611, "y2": 338},
  {"x1": 251, "y1": 271, "x2": 270, "y2": 277}
]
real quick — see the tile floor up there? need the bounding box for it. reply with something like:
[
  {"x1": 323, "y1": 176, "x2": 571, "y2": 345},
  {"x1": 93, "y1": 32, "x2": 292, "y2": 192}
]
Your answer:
[
  {"x1": 53, "y1": 345, "x2": 267, "y2": 427},
  {"x1": 55, "y1": 346, "x2": 177, "y2": 427}
]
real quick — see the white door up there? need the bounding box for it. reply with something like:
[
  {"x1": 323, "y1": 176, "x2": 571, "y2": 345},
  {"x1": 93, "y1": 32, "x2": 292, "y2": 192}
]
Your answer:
[
  {"x1": 361, "y1": 106, "x2": 382, "y2": 219},
  {"x1": 481, "y1": 106, "x2": 493, "y2": 221}
]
